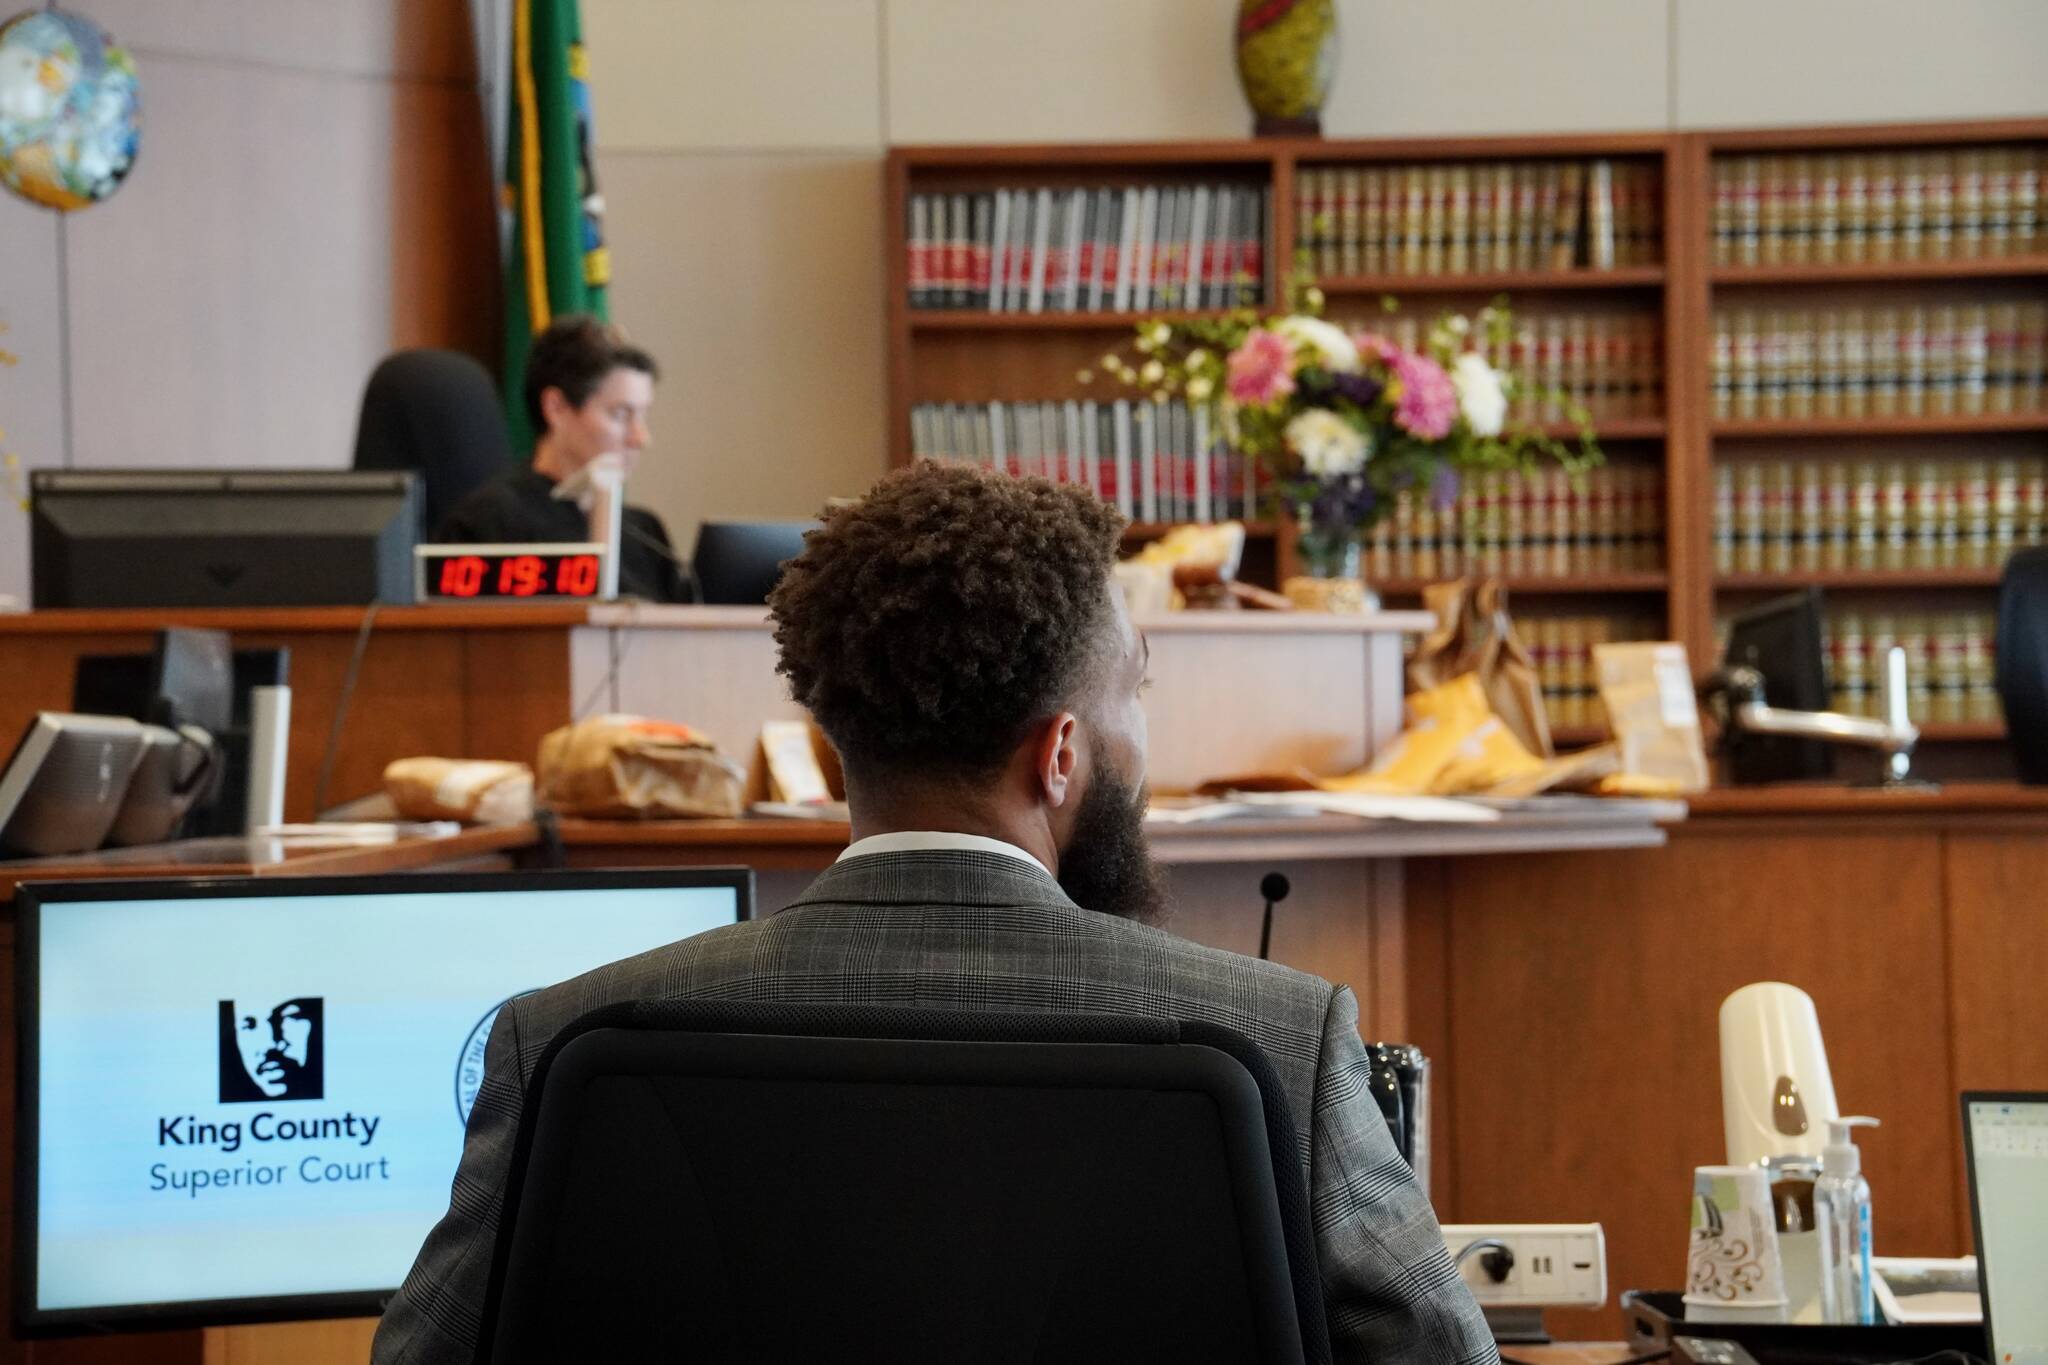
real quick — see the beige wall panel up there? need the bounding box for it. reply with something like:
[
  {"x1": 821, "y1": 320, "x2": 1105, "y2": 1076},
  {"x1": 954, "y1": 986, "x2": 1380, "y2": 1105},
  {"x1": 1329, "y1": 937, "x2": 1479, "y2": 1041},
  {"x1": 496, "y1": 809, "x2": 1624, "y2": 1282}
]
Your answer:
[
  {"x1": 1322, "y1": 0, "x2": 1667, "y2": 137},
  {"x1": 885, "y1": 0, "x2": 1247, "y2": 144},
  {"x1": 62, "y1": 59, "x2": 397, "y2": 475},
  {"x1": 599, "y1": 152, "x2": 887, "y2": 550},
  {"x1": 0, "y1": 202, "x2": 63, "y2": 607},
  {"x1": 82, "y1": 0, "x2": 475, "y2": 82},
  {"x1": 586, "y1": 0, "x2": 883, "y2": 152},
  {"x1": 1675, "y1": 0, "x2": 2048, "y2": 128}
]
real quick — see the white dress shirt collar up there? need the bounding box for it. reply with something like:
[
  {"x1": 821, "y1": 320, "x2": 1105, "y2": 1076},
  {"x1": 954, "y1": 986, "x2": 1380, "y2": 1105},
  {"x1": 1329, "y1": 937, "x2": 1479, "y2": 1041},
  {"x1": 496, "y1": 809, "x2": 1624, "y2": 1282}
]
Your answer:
[{"x1": 836, "y1": 830, "x2": 1051, "y2": 877}]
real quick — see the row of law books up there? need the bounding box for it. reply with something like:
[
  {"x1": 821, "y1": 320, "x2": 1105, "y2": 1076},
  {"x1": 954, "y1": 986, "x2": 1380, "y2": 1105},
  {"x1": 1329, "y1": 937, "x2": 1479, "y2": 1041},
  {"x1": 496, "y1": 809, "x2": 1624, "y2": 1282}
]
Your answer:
[
  {"x1": 1295, "y1": 158, "x2": 1661, "y2": 278},
  {"x1": 1822, "y1": 609, "x2": 2003, "y2": 726},
  {"x1": 1709, "y1": 304, "x2": 2048, "y2": 420},
  {"x1": 1511, "y1": 613, "x2": 1663, "y2": 732},
  {"x1": 1361, "y1": 465, "x2": 1667, "y2": 581},
  {"x1": 905, "y1": 184, "x2": 1266, "y2": 313},
  {"x1": 1330, "y1": 311, "x2": 1664, "y2": 422},
  {"x1": 1711, "y1": 146, "x2": 2046, "y2": 265},
  {"x1": 1712, "y1": 455, "x2": 2048, "y2": 574},
  {"x1": 909, "y1": 399, "x2": 1260, "y2": 525}
]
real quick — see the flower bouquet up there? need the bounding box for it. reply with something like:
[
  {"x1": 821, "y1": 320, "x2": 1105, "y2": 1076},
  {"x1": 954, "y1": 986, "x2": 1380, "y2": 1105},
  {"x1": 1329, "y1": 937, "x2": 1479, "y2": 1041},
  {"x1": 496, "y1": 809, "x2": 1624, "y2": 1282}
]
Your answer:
[{"x1": 1090, "y1": 292, "x2": 1598, "y2": 605}]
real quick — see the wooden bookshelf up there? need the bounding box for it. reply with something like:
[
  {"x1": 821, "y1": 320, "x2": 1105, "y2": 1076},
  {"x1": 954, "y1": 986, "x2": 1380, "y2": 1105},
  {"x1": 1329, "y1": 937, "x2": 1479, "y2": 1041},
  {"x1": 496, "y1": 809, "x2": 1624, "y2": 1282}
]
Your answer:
[
  {"x1": 1375, "y1": 572, "x2": 1669, "y2": 596},
  {"x1": 1710, "y1": 253, "x2": 2048, "y2": 284},
  {"x1": 1717, "y1": 568, "x2": 2009, "y2": 589},
  {"x1": 886, "y1": 118, "x2": 2048, "y2": 750},
  {"x1": 1918, "y1": 720, "x2": 2009, "y2": 741},
  {"x1": 1693, "y1": 118, "x2": 2048, "y2": 754},
  {"x1": 1713, "y1": 413, "x2": 2048, "y2": 438},
  {"x1": 1322, "y1": 266, "x2": 1665, "y2": 294},
  {"x1": 910, "y1": 309, "x2": 1241, "y2": 332}
]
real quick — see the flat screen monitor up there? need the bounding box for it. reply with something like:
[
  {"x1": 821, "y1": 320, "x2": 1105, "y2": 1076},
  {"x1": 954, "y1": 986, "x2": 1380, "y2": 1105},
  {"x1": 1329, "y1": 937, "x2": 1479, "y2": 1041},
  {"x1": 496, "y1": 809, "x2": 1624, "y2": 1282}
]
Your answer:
[
  {"x1": 0, "y1": 714, "x2": 151, "y2": 858},
  {"x1": 691, "y1": 520, "x2": 815, "y2": 605},
  {"x1": 1963, "y1": 1092, "x2": 2048, "y2": 1365},
  {"x1": 1721, "y1": 588, "x2": 1833, "y2": 784},
  {"x1": 13, "y1": 869, "x2": 753, "y2": 1334},
  {"x1": 31, "y1": 470, "x2": 420, "y2": 609}
]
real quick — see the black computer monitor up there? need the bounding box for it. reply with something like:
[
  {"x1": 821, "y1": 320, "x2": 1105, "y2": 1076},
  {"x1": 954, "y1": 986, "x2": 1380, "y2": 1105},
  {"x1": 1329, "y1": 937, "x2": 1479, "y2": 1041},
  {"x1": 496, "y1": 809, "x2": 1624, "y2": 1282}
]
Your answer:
[
  {"x1": 1722, "y1": 588, "x2": 1834, "y2": 784},
  {"x1": 30, "y1": 470, "x2": 420, "y2": 609},
  {"x1": 691, "y1": 520, "x2": 816, "y2": 605},
  {"x1": 13, "y1": 869, "x2": 753, "y2": 1335}
]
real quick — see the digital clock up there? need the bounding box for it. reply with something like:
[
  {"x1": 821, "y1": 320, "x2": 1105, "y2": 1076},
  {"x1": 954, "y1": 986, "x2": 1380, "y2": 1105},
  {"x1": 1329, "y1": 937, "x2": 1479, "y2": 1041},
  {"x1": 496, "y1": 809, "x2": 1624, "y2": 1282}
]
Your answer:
[{"x1": 414, "y1": 544, "x2": 608, "y2": 601}]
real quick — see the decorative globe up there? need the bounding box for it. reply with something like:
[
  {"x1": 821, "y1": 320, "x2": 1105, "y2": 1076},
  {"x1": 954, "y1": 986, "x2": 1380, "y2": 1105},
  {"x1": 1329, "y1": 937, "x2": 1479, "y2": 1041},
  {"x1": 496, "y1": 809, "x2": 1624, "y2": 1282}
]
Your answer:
[{"x1": 0, "y1": 9, "x2": 140, "y2": 211}]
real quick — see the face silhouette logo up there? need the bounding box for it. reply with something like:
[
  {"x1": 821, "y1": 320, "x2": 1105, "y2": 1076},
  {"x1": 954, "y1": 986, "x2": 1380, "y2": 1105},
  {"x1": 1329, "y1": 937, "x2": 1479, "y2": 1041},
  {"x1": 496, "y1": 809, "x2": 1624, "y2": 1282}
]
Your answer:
[{"x1": 218, "y1": 998, "x2": 324, "y2": 1102}]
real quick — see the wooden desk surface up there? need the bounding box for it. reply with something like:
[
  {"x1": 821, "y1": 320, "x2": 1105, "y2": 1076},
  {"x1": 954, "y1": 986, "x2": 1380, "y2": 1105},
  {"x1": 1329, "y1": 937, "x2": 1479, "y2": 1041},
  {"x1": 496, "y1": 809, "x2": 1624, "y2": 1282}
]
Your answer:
[
  {"x1": 550, "y1": 799, "x2": 1682, "y2": 867},
  {"x1": 1690, "y1": 780, "x2": 2048, "y2": 818},
  {"x1": 0, "y1": 825, "x2": 531, "y2": 903}
]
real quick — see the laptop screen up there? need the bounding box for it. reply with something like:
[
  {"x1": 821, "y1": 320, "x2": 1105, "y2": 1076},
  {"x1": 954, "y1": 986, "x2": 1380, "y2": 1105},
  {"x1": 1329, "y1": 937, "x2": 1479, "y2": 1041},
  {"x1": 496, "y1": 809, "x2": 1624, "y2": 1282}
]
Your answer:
[
  {"x1": 1964, "y1": 1093, "x2": 2048, "y2": 1365},
  {"x1": 15, "y1": 869, "x2": 751, "y2": 1334}
]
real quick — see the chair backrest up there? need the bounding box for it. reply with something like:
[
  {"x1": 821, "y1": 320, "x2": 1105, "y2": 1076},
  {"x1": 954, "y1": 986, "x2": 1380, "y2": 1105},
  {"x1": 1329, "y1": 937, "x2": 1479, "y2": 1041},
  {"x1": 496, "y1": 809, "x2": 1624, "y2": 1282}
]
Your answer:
[
  {"x1": 1997, "y1": 544, "x2": 2048, "y2": 783},
  {"x1": 351, "y1": 349, "x2": 512, "y2": 532},
  {"x1": 476, "y1": 1000, "x2": 1328, "y2": 1365}
]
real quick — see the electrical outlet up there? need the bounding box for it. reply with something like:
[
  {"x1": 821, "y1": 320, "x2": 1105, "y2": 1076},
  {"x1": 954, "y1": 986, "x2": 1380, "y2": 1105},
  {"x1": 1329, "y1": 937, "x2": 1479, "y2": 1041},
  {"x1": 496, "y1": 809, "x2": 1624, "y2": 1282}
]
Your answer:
[{"x1": 1440, "y1": 1223, "x2": 1607, "y2": 1309}]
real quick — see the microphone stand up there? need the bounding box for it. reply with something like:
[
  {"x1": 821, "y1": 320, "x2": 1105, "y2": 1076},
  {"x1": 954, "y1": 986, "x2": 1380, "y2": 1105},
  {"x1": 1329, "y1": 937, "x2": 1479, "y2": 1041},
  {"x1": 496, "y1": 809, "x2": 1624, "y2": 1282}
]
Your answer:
[{"x1": 1257, "y1": 872, "x2": 1290, "y2": 961}]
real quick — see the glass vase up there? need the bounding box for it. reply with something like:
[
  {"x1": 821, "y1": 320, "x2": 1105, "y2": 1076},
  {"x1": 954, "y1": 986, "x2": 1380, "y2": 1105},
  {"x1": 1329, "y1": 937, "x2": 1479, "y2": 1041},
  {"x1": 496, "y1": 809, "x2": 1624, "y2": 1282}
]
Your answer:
[
  {"x1": 1285, "y1": 515, "x2": 1381, "y2": 613},
  {"x1": 1295, "y1": 521, "x2": 1364, "y2": 580}
]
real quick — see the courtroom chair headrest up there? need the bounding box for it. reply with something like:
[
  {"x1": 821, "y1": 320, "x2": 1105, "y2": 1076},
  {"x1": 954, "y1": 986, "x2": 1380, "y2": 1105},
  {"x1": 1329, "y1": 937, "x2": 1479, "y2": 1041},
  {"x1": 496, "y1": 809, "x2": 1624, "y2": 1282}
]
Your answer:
[{"x1": 351, "y1": 349, "x2": 512, "y2": 531}]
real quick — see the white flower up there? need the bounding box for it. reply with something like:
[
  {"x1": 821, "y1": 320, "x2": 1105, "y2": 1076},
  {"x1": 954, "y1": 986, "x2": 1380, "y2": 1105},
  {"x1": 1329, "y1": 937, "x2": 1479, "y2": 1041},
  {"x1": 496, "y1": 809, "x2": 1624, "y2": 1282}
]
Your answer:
[
  {"x1": 1275, "y1": 315, "x2": 1361, "y2": 373},
  {"x1": 1140, "y1": 359, "x2": 1165, "y2": 384},
  {"x1": 1186, "y1": 375, "x2": 1214, "y2": 402},
  {"x1": 1186, "y1": 348, "x2": 1212, "y2": 371},
  {"x1": 1286, "y1": 408, "x2": 1369, "y2": 476},
  {"x1": 1147, "y1": 322, "x2": 1173, "y2": 347},
  {"x1": 1451, "y1": 352, "x2": 1507, "y2": 437}
]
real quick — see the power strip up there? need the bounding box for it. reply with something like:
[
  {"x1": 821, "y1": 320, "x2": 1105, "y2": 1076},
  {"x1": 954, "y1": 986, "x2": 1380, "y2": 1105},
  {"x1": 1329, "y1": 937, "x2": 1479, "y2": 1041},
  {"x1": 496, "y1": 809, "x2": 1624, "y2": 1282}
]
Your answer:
[{"x1": 1440, "y1": 1222, "x2": 1607, "y2": 1309}]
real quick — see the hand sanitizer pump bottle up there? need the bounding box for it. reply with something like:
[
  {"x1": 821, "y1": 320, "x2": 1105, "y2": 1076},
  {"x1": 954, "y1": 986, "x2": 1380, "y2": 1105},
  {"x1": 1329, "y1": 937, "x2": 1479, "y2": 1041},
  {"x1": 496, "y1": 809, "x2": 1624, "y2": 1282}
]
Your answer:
[{"x1": 1815, "y1": 1116, "x2": 1879, "y2": 1324}]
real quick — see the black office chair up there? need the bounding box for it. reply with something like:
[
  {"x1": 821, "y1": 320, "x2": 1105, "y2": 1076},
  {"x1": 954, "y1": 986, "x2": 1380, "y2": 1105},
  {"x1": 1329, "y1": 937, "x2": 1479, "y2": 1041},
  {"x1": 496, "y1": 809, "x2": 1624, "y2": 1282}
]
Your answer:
[
  {"x1": 475, "y1": 1000, "x2": 1329, "y2": 1365},
  {"x1": 1996, "y1": 544, "x2": 2048, "y2": 783},
  {"x1": 351, "y1": 349, "x2": 512, "y2": 533},
  {"x1": 690, "y1": 520, "x2": 817, "y2": 605}
]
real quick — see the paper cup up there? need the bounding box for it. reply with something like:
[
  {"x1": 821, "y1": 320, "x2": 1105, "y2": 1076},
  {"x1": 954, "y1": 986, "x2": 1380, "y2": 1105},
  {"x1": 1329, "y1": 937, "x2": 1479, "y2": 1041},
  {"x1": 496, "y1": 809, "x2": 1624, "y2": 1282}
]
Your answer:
[{"x1": 1684, "y1": 1165, "x2": 1788, "y2": 1320}]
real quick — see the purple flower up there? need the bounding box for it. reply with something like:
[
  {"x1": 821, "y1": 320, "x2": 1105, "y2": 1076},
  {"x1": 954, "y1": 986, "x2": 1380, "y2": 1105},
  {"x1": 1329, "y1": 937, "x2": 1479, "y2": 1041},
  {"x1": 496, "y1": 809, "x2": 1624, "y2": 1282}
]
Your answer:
[
  {"x1": 1431, "y1": 465, "x2": 1461, "y2": 510},
  {"x1": 1330, "y1": 371, "x2": 1384, "y2": 408}
]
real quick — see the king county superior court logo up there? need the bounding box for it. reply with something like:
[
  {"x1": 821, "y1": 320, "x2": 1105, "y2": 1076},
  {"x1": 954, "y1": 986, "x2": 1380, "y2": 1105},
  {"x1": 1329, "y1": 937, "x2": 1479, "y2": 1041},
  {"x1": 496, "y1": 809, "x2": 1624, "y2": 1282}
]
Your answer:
[
  {"x1": 219, "y1": 998, "x2": 323, "y2": 1103},
  {"x1": 455, "y1": 992, "x2": 535, "y2": 1127}
]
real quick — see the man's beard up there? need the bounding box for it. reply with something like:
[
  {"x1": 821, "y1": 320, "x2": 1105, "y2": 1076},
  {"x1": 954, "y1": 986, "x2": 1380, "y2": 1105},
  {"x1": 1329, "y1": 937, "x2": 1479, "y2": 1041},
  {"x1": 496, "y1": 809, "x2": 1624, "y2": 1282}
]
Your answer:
[{"x1": 1056, "y1": 765, "x2": 1170, "y2": 926}]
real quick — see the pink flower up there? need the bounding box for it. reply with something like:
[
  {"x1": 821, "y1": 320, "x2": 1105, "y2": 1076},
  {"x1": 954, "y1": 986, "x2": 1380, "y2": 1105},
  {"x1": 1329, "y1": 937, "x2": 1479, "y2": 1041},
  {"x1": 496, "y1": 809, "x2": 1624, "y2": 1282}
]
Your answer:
[
  {"x1": 1350, "y1": 330, "x2": 1399, "y2": 364},
  {"x1": 1389, "y1": 350, "x2": 1457, "y2": 440},
  {"x1": 1225, "y1": 329, "x2": 1297, "y2": 405}
]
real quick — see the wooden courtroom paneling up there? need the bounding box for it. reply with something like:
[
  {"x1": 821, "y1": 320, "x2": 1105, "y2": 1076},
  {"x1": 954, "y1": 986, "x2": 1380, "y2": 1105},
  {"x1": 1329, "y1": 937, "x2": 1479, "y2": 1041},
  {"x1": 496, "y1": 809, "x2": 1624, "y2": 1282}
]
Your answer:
[
  {"x1": 0, "y1": 614, "x2": 577, "y2": 824},
  {"x1": 200, "y1": 1319, "x2": 375, "y2": 1365},
  {"x1": 1417, "y1": 828, "x2": 1958, "y2": 1341},
  {"x1": 1942, "y1": 831, "x2": 2048, "y2": 1247}
]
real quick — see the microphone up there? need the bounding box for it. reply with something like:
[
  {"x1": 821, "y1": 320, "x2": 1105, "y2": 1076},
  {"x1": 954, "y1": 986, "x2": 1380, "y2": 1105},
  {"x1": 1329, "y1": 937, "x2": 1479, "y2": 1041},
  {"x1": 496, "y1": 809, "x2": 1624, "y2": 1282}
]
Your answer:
[
  {"x1": 618, "y1": 521, "x2": 702, "y2": 603},
  {"x1": 1257, "y1": 872, "x2": 1291, "y2": 961}
]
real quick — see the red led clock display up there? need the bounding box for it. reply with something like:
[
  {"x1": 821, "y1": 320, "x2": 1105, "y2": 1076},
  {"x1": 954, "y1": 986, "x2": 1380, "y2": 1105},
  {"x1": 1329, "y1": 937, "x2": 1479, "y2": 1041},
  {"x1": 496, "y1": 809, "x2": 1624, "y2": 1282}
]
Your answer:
[{"x1": 431, "y1": 552, "x2": 602, "y2": 599}]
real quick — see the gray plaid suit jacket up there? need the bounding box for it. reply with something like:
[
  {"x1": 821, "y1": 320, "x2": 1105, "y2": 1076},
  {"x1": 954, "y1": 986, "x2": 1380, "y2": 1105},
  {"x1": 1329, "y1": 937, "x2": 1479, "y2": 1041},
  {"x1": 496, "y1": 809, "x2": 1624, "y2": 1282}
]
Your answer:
[{"x1": 372, "y1": 850, "x2": 1497, "y2": 1365}]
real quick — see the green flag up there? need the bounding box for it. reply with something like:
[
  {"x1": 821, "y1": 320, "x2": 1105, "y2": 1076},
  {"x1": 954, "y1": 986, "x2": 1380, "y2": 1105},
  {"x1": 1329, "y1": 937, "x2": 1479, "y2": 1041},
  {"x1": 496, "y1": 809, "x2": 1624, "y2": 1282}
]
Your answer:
[{"x1": 502, "y1": 0, "x2": 610, "y2": 453}]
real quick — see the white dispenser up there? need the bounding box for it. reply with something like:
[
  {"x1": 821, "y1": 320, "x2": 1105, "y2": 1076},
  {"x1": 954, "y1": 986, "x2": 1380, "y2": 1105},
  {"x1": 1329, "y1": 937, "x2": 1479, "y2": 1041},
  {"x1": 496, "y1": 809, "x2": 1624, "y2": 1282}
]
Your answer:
[{"x1": 1719, "y1": 982, "x2": 1841, "y2": 1169}]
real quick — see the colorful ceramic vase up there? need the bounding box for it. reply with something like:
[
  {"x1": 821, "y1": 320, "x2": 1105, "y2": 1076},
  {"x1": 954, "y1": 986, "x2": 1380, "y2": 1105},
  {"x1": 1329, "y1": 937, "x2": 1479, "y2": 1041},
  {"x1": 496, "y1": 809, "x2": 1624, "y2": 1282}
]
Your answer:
[{"x1": 1234, "y1": 0, "x2": 1338, "y2": 137}]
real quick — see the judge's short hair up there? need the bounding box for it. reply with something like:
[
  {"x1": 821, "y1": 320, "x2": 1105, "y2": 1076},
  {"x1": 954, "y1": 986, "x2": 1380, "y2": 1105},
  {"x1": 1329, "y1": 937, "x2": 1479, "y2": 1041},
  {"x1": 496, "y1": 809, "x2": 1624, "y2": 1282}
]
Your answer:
[
  {"x1": 769, "y1": 462, "x2": 1125, "y2": 780},
  {"x1": 522, "y1": 314, "x2": 658, "y2": 432}
]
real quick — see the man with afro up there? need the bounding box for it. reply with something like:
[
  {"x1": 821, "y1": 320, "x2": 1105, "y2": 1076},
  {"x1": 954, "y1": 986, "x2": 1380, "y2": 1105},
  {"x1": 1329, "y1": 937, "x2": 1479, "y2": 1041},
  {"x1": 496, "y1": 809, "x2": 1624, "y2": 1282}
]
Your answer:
[{"x1": 376, "y1": 461, "x2": 1495, "y2": 1365}]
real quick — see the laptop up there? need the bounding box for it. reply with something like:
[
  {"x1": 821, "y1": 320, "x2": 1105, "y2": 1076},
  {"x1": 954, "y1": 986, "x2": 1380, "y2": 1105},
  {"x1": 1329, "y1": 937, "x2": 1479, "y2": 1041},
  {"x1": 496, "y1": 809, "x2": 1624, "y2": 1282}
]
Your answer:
[{"x1": 1962, "y1": 1091, "x2": 2048, "y2": 1365}]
